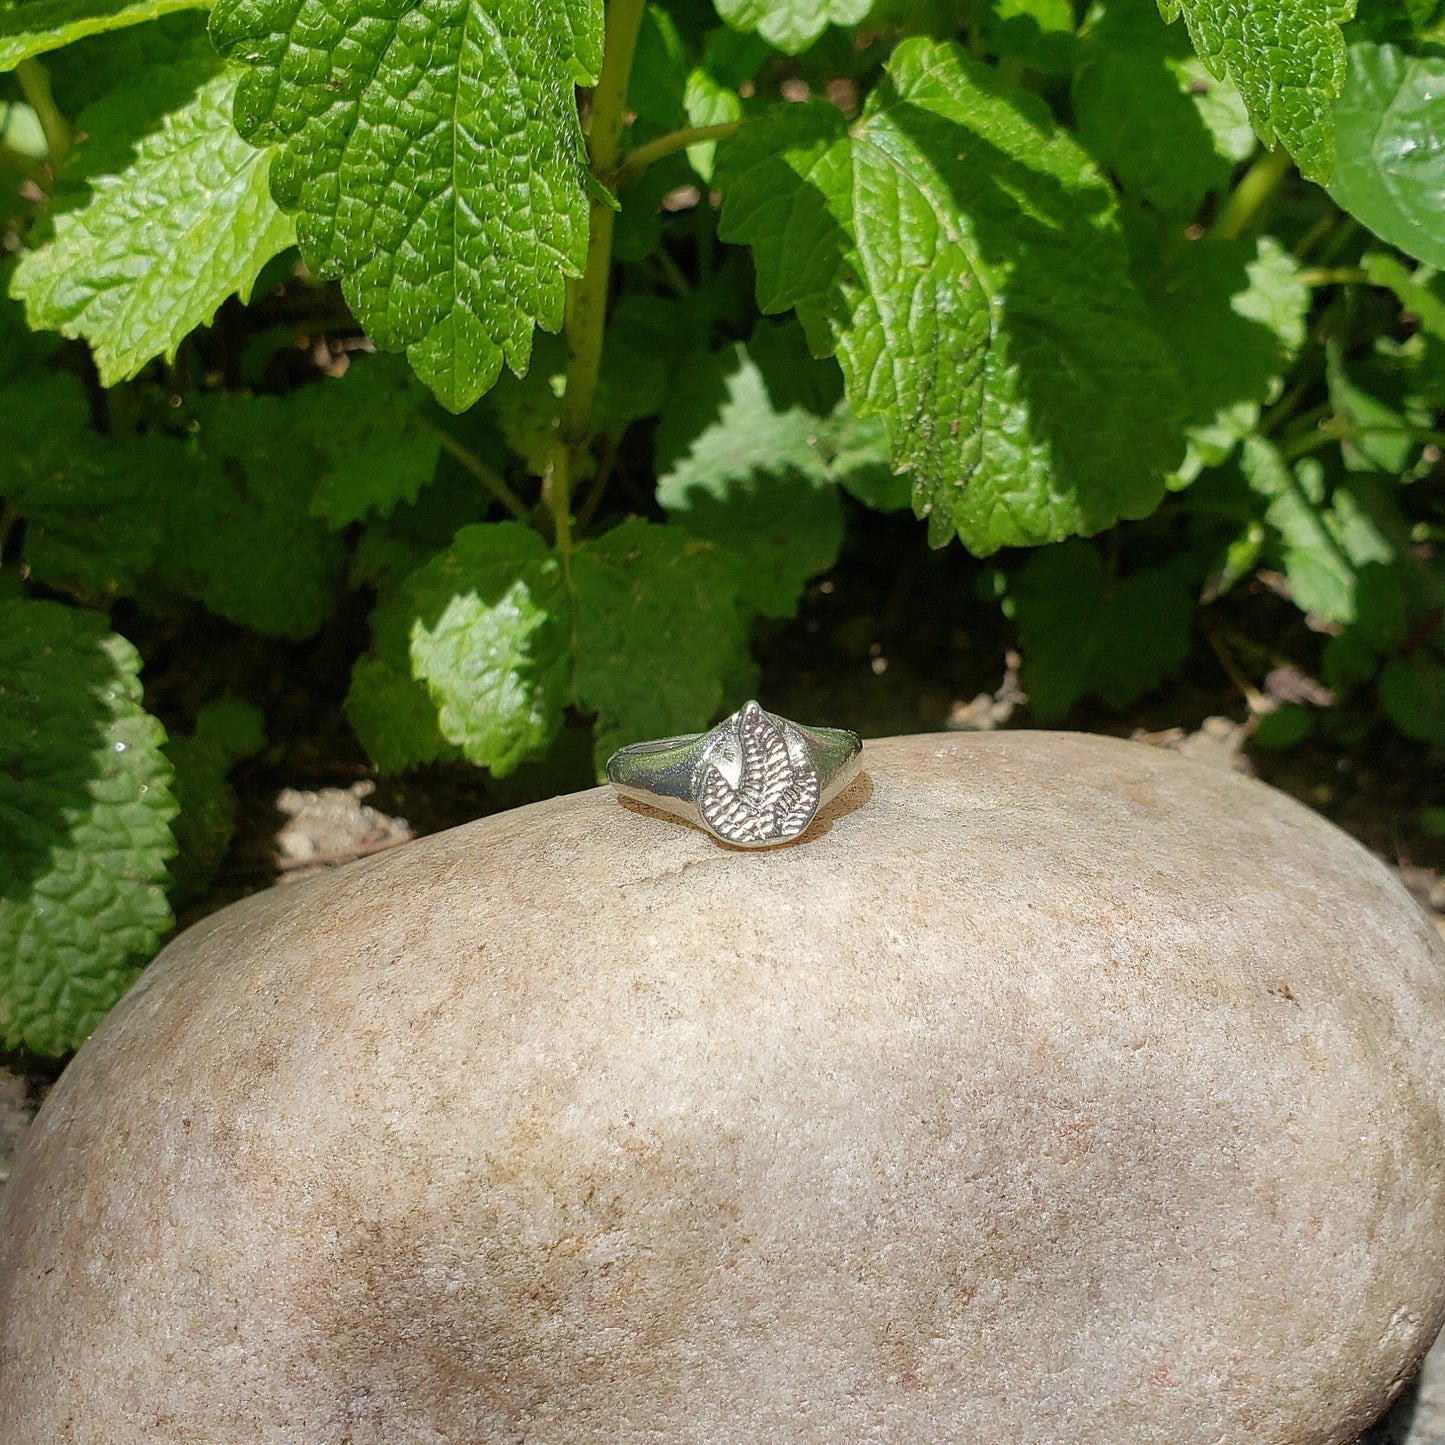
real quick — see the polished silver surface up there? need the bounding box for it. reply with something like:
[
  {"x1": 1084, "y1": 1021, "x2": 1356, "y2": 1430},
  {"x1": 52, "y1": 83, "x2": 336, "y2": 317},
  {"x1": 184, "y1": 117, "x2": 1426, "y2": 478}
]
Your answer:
[{"x1": 606, "y1": 701, "x2": 863, "y2": 848}]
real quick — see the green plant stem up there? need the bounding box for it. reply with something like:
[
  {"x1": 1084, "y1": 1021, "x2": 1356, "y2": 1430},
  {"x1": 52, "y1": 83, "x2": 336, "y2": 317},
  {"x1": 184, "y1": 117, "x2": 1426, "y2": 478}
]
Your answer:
[
  {"x1": 1211, "y1": 148, "x2": 1290, "y2": 241},
  {"x1": 1279, "y1": 418, "x2": 1445, "y2": 463},
  {"x1": 1299, "y1": 266, "x2": 1369, "y2": 288},
  {"x1": 1315, "y1": 215, "x2": 1361, "y2": 265},
  {"x1": 1260, "y1": 378, "x2": 1319, "y2": 436},
  {"x1": 419, "y1": 418, "x2": 531, "y2": 521},
  {"x1": 1273, "y1": 399, "x2": 1333, "y2": 440},
  {"x1": 575, "y1": 432, "x2": 622, "y2": 535},
  {"x1": 14, "y1": 60, "x2": 69, "y2": 168},
  {"x1": 1292, "y1": 211, "x2": 1336, "y2": 260},
  {"x1": 614, "y1": 121, "x2": 741, "y2": 186},
  {"x1": 549, "y1": 0, "x2": 647, "y2": 566}
]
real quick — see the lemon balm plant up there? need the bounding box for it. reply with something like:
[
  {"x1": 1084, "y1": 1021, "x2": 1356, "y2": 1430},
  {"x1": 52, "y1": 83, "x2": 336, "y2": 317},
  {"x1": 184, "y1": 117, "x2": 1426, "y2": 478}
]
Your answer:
[{"x1": 1, "y1": 0, "x2": 1443, "y2": 1053}]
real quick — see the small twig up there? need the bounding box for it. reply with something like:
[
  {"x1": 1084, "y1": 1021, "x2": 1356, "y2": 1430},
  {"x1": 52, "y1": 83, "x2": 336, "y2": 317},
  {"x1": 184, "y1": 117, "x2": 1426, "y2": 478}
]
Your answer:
[
  {"x1": 614, "y1": 121, "x2": 742, "y2": 187},
  {"x1": 1259, "y1": 379, "x2": 1318, "y2": 437},
  {"x1": 1292, "y1": 212, "x2": 1336, "y2": 261},
  {"x1": 418, "y1": 417, "x2": 532, "y2": 522},
  {"x1": 1279, "y1": 418, "x2": 1445, "y2": 463},
  {"x1": 1314, "y1": 215, "x2": 1362, "y2": 266},
  {"x1": 1270, "y1": 398, "x2": 1332, "y2": 442},
  {"x1": 1206, "y1": 631, "x2": 1269, "y2": 714},
  {"x1": 575, "y1": 432, "x2": 622, "y2": 535},
  {"x1": 1298, "y1": 266, "x2": 1369, "y2": 288}
]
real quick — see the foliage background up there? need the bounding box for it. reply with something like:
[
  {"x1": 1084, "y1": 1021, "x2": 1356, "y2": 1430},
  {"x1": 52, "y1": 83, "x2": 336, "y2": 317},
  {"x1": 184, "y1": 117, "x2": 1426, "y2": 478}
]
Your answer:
[{"x1": 1, "y1": 0, "x2": 1443, "y2": 1058}]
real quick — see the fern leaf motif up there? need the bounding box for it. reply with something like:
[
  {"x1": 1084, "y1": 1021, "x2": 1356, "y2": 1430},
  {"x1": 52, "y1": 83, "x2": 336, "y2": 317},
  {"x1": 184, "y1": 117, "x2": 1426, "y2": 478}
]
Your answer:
[{"x1": 698, "y1": 702, "x2": 821, "y2": 845}]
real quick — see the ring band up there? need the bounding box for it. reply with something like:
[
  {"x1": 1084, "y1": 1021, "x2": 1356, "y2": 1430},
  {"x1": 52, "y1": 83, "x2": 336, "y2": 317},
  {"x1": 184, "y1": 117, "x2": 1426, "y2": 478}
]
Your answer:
[{"x1": 606, "y1": 700, "x2": 863, "y2": 848}]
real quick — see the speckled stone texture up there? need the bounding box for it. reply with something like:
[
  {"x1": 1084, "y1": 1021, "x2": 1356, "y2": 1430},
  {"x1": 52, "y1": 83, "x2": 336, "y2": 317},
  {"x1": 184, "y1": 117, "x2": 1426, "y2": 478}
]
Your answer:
[{"x1": 3, "y1": 731, "x2": 1445, "y2": 1445}]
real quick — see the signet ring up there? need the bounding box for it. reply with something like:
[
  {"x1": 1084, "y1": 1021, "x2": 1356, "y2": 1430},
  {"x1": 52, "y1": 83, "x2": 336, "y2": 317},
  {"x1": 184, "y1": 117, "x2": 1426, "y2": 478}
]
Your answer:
[{"x1": 605, "y1": 700, "x2": 863, "y2": 849}]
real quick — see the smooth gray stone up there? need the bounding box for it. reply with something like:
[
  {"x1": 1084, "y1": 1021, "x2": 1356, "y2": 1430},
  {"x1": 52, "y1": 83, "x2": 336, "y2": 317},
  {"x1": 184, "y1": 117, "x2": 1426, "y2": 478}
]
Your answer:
[{"x1": 3, "y1": 731, "x2": 1445, "y2": 1444}]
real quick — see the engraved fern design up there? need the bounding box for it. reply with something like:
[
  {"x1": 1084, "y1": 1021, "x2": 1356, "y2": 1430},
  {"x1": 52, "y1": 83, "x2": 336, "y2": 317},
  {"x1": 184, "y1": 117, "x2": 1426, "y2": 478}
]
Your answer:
[{"x1": 699, "y1": 703, "x2": 820, "y2": 844}]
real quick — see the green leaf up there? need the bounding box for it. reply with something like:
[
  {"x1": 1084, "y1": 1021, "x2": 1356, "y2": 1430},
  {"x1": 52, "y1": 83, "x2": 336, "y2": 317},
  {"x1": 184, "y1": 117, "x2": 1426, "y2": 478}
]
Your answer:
[
  {"x1": 349, "y1": 518, "x2": 754, "y2": 776},
  {"x1": 741, "y1": 320, "x2": 908, "y2": 509},
  {"x1": 655, "y1": 343, "x2": 845, "y2": 617},
  {"x1": 0, "y1": 289, "x2": 49, "y2": 387},
  {"x1": 1321, "y1": 625, "x2": 1381, "y2": 689},
  {"x1": 1325, "y1": 338, "x2": 1421, "y2": 473},
  {"x1": 487, "y1": 300, "x2": 681, "y2": 459},
  {"x1": 820, "y1": 407, "x2": 912, "y2": 510},
  {"x1": 1329, "y1": 40, "x2": 1445, "y2": 267},
  {"x1": 1251, "y1": 703, "x2": 1316, "y2": 749},
  {"x1": 40, "y1": 8, "x2": 210, "y2": 109},
  {"x1": 296, "y1": 355, "x2": 442, "y2": 527},
  {"x1": 713, "y1": 0, "x2": 870, "y2": 54},
  {"x1": 662, "y1": 460, "x2": 841, "y2": 620},
  {"x1": 746, "y1": 314, "x2": 844, "y2": 414},
  {"x1": 159, "y1": 393, "x2": 346, "y2": 638},
  {"x1": 486, "y1": 331, "x2": 568, "y2": 475},
  {"x1": 345, "y1": 653, "x2": 459, "y2": 775},
  {"x1": 1241, "y1": 433, "x2": 1398, "y2": 631},
  {"x1": 164, "y1": 697, "x2": 266, "y2": 909},
  {"x1": 1362, "y1": 250, "x2": 1445, "y2": 341},
  {"x1": 573, "y1": 519, "x2": 752, "y2": 763},
  {"x1": 0, "y1": 370, "x2": 168, "y2": 598},
  {"x1": 349, "y1": 527, "x2": 436, "y2": 595},
  {"x1": 1007, "y1": 539, "x2": 1197, "y2": 721},
  {"x1": 1380, "y1": 651, "x2": 1445, "y2": 744},
  {"x1": 361, "y1": 523, "x2": 570, "y2": 776},
  {"x1": 0, "y1": 98, "x2": 45, "y2": 155},
  {"x1": 1074, "y1": 0, "x2": 1254, "y2": 214},
  {"x1": 977, "y1": 0, "x2": 1077, "y2": 72},
  {"x1": 1139, "y1": 234, "x2": 1310, "y2": 469},
  {"x1": 629, "y1": 3, "x2": 688, "y2": 127},
  {"x1": 1, "y1": 368, "x2": 348, "y2": 628},
  {"x1": 193, "y1": 694, "x2": 267, "y2": 762},
  {"x1": 1157, "y1": 0, "x2": 1354, "y2": 182},
  {"x1": 0, "y1": 600, "x2": 176, "y2": 1055},
  {"x1": 718, "y1": 39, "x2": 1184, "y2": 554},
  {"x1": 1350, "y1": 0, "x2": 1445, "y2": 42},
  {"x1": 593, "y1": 296, "x2": 675, "y2": 433},
  {"x1": 701, "y1": 25, "x2": 772, "y2": 90},
  {"x1": 10, "y1": 58, "x2": 296, "y2": 386},
  {"x1": 0, "y1": 0, "x2": 204, "y2": 69},
  {"x1": 210, "y1": 0, "x2": 602, "y2": 412},
  {"x1": 683, "y1": 66, "x2": 742, "y2": 182}
]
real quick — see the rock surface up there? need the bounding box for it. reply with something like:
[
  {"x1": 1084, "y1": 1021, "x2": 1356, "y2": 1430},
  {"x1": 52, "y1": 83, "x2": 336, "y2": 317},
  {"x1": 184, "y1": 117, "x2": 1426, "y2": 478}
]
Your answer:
[{"x1": 3, "y1": 730, "x2": 1445, "y2": 1445}]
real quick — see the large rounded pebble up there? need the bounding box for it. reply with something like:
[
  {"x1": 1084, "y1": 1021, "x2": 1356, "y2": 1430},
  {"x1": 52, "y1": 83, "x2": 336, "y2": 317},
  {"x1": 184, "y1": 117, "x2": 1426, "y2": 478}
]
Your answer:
[{"x1": 3, "y1": 731, "x2": 1445, "y2": 1444}]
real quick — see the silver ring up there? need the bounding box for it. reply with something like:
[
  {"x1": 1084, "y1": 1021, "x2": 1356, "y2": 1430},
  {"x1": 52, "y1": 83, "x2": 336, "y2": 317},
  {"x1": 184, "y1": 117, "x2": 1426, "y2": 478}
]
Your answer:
[{"x1": 606, "y1": 700, "x2": 863, "y2": 849}]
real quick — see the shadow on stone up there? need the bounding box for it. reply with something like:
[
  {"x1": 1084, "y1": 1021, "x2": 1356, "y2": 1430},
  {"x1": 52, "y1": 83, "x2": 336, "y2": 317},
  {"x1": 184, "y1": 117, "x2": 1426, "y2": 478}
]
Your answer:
[{"x1": 1358, "y1": 1372, "x2": 1421, "y2": 1444}]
